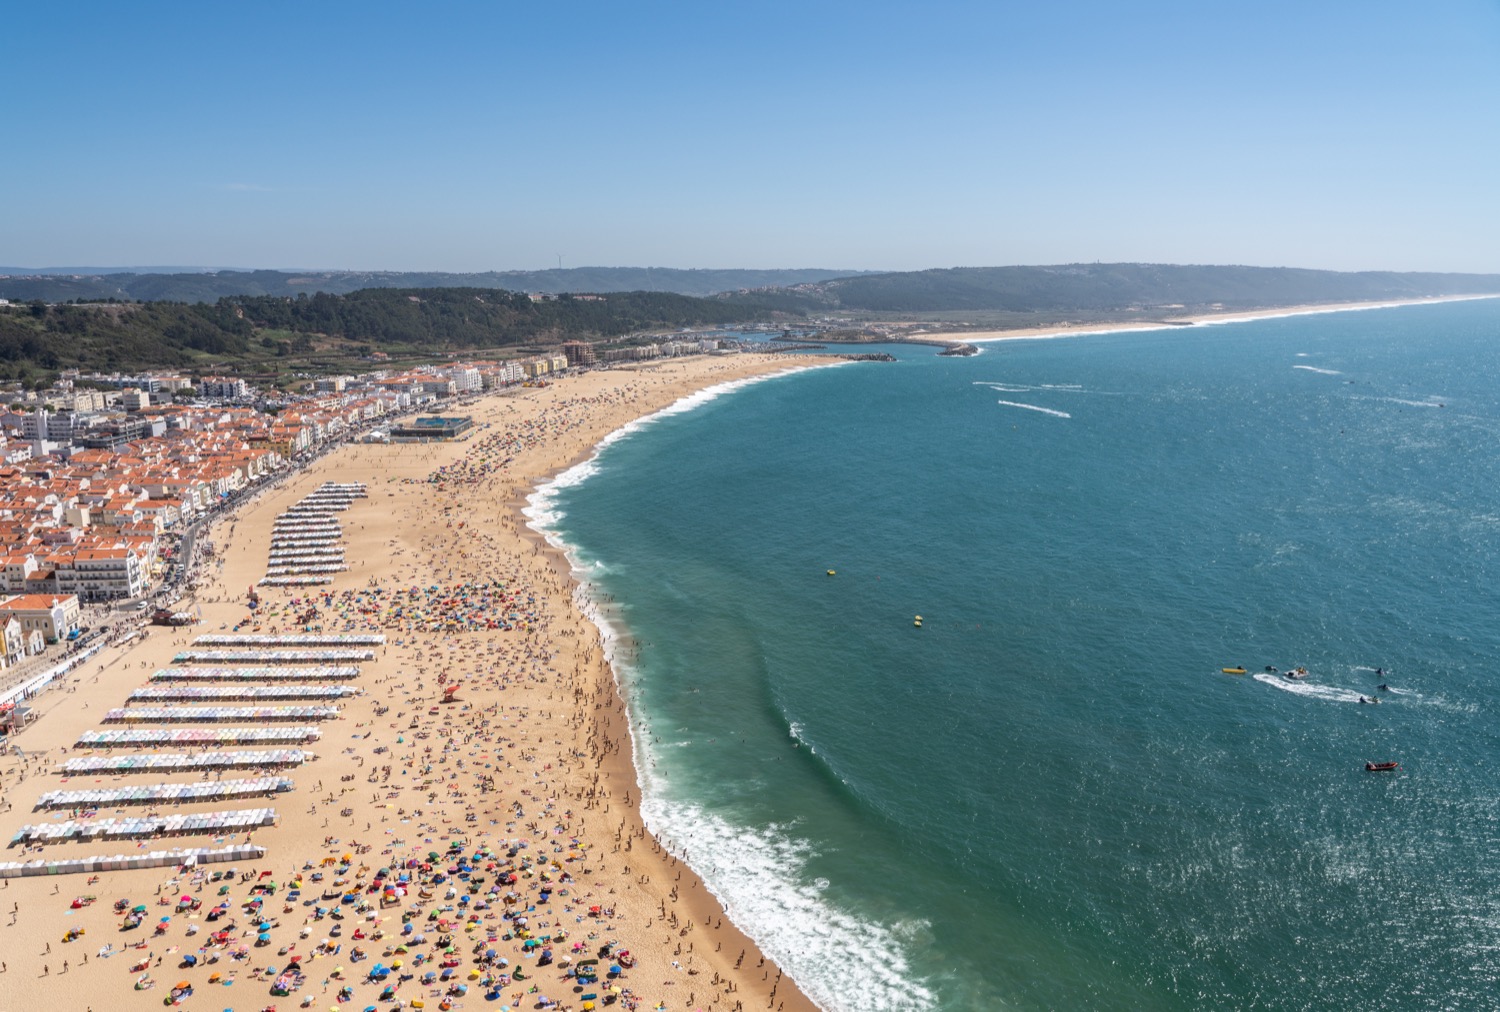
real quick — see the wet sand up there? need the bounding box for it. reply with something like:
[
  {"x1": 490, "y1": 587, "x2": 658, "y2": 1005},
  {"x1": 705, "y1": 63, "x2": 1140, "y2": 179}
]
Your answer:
[{"x1": 0, "y1": 353, "x2": 829, "y2": 1012}]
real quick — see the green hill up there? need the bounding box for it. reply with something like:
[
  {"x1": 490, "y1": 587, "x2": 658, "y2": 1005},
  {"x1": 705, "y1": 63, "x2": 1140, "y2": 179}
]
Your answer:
[
  {"x1": 796, "y1": 264, "x2": 1500, "y2": 314},
  {"x1": 0, "y1": 286, "x2": 803, "y2": 382}
]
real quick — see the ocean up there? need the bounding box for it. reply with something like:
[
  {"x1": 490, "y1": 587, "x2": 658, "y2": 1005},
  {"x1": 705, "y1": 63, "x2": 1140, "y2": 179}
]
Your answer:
[{"x1": 525, "y1": 298, "x2": 1500, "y2": 1011}]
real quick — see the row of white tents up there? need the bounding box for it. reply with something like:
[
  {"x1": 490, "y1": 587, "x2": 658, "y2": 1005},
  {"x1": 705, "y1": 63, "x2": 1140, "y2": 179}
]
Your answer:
[
  {"x1": 0, "y1": 843, "x2": 265, "y2": 879},
  {"x1": 174, "y1": 649, "x2": 376, "y2": 663},
  {"x1": 193, "y1": 634, "x2": 385, "y2": 647},
  {"x1": 78, "y1": 727, "x2": 322, "y2": 746},
  {"x1": 103, "y1": 705, "x2": 341, "y2": 723},
  {"x1": 259, "y1": 575, "x2": 333, "y2": 586},
  {"x1": 283, "y1": 503, "x2": 349, "y2": 514},
  {"x1": 63, "y1": 750, "x2": 314, "y2": 774},
  {"x1": 130, "y1": 685, "x2": 359, "y2": 702},
  {"x1": 14, "y1": 808, "x2": 279, "y2": 844},
  {"x1": 36, "y1": 777, "x2": 294, "y2": 810},
  {"x1": 152, "y1": 666, "x2": 361, "y2": 682}
]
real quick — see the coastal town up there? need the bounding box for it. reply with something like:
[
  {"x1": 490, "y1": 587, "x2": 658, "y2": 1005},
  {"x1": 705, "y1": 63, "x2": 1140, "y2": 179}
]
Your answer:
[
  {"x1": 0, "y1": 335, "x2": 739, "y2": 680},
  {"x1": 0, "y1": 344, "x2": 824, "y2": 1012}
]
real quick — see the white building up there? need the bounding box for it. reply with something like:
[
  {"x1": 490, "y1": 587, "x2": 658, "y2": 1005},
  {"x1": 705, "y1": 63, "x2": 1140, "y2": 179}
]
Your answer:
[
  {"x1": 445, "y1": 367, "x2": 483, "y2": 394},
  {"x1": 200, "y1": 377, "x2": 251, "y2": 400}
]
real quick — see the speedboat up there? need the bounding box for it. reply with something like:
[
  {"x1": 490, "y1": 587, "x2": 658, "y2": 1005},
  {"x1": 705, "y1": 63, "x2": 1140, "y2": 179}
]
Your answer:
[
  {"x1": 1284, "y1": 667, "x2": 1310, "y2": 680},
  {"x1": 1365, "y1": 761, "x2": 1399, "y2": 772}
]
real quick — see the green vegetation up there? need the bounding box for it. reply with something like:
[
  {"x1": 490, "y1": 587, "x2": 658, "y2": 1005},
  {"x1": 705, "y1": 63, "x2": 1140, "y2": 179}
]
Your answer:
[
  {"x1": 5, "y1": 262, "x2": 1499, "y2": 381},
  {"x1": 786, "y1": 264, "x2": 1500, "y2": 314},
  {"x1": 0, "y1": 286, "x2": 794, "y2": 378}
]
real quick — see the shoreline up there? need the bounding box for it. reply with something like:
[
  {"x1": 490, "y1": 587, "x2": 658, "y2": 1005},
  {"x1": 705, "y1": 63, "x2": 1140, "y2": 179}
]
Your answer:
[
  {"x1": 914, "y1": 293, "x2": 1500, "y2": 345},
  {"x1": 0, "y1": 353, "x2": 829, "y2": 1012}
]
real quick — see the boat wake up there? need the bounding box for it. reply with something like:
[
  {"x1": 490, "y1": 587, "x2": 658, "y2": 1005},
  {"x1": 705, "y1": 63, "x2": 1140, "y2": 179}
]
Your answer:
[
  {"x1": 995, "y1": 400, "x2": 1071, "y2": 419},
  {"x1": 1360, "y1": 395, "x2": 1447, "y2": 409},
  {"x1": 1292, "y1": 365, "x2": 1343, "y2": 375},
  {"x1": 1252, "y1": 673, "x2": 1366, "y2": 703}
]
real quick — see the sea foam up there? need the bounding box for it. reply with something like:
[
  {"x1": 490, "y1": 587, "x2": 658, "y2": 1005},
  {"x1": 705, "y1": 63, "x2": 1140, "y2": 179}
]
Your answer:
[{"x1": 639, "y1": 797, "x2": 938, "y2": 1012}]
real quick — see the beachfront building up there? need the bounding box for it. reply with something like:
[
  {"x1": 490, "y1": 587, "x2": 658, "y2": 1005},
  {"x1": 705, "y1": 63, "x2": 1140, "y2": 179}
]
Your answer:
[
  {"x1": 420, "y1": 377, "x2": 458, "y2": 397},
  {"x1": 522, "y1": 356, "x2": 567, "y2": 380},
  {"x1": 481, "y1": 362, "x2": 526, "y2": 388},
  {"x1": 444, "y1": 367, "x2": 484, "y2": 394},
  {"x1": 600, "y1": 344, "x2": 662, "y2": 363},
  {"x1": 390, "y1": 416, "x2": 476, "y2": 442},
  {"x1": 51, "y1": 546, "x2": 150, "y2": 600},
  {"x1": 1, "y1": 616, "x2": 24, "y2": 667},
  {"x1": 561, "y1": 341, "x2": 596, "y2": 367},
  {"x1": 0, "y1": 592, "x2": 82, "y2": 643}
]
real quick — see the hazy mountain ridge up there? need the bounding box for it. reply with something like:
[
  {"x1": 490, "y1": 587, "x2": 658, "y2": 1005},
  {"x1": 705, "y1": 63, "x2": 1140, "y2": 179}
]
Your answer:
[
  {"x1": 6, "y1": 262, "x2": 1494, "y2": 315},
  {"x1": 0, "y1": 267, "x2": 871, "y2": 303}
]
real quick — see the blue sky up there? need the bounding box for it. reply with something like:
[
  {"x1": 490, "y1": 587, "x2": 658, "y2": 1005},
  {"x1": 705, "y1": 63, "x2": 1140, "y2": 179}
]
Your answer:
[{"x1": 5, "y1": 0, "x2": 1499, "y2": 273}]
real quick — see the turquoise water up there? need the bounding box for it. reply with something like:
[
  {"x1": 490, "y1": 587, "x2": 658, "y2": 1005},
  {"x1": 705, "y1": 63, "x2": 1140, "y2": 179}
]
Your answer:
[{"x1": 528, "y1": 299, "x2": 1500, "y2": 1011}]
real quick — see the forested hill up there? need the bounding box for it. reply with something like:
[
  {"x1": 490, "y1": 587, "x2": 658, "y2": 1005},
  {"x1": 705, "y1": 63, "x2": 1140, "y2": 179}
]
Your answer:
[
  {"x1": 0, "y1": 267, "x2": 867, "y2": 303},
  {"x1": 790, "y1": 264, "x2": 1500, "y2": 313},
  {"x1": 0, "y1": 287, "x2": 793, "y2": 379}
]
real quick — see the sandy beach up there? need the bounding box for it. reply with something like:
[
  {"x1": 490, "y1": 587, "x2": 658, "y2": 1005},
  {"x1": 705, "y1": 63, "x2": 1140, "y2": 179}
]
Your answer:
[
  {"x1": 917, "y1": 293, "x2": 1500, "y2": 344},
  {"x1": 0, "y1": 353, "x2": 828, "y2": 1012}
]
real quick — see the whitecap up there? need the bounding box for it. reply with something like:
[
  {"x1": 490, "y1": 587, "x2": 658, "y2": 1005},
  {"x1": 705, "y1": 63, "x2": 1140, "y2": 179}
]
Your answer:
[{"x1": 1292, "y1": 365, "x2": 1342, "y2": 375}]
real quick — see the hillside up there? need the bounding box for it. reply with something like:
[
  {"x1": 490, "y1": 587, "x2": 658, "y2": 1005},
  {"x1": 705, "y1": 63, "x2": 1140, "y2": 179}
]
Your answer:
[
  {"x1": 0, "y1": 287, "x2": 800, "y2": 382},
  {"x1": 0, "y1": 267, "x2": 869, "y2": 304},
  {"x1": 789, "y1": 264, "x2": 1500, "y2": 314}
]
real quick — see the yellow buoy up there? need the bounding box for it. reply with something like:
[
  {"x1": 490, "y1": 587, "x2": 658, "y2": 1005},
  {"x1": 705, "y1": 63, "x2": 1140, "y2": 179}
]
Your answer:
[
  {"x1": 827, "y1": 570, "x2": 836, "y2": 576},
  {"x1": 914, "y1": 615, "x2": 923, "y2": 627}
]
